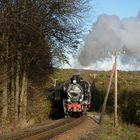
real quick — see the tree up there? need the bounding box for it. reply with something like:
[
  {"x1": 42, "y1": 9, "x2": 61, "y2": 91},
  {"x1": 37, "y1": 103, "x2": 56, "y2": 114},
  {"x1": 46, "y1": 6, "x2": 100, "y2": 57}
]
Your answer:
[{"x1": 0, "y1": 0, "x2": 89, "y2": 124}]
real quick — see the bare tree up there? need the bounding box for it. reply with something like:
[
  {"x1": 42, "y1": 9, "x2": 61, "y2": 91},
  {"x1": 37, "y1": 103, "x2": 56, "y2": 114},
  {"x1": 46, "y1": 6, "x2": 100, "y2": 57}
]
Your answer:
[{"x1": 0, "y1": 0, "x2": 89, "y2": 124}]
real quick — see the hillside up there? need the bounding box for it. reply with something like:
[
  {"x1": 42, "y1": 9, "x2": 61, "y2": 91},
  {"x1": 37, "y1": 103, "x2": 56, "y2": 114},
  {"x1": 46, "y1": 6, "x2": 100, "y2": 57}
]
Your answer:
[
  {"x1": 47, "y1": 68, "x2": 140, "y2": 139},
  {"x1": 47, "y1": 68, "x2": 140, "y2": 127},
  {"x1": 0, "y1": 68, "x2": 140, "y2": 138}
]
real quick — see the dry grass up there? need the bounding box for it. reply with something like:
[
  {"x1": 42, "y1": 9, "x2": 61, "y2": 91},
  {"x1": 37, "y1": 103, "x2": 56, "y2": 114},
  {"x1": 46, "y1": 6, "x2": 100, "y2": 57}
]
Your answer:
[{"x1": 97, "y1": 115, "x2": 140, "y2": 140}]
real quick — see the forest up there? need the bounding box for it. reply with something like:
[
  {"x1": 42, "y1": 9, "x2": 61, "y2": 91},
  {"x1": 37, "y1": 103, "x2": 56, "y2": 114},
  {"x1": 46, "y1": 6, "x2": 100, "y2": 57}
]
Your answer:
[{"x1": 0, "y1": 0, "x2": 89, "y2": 131}]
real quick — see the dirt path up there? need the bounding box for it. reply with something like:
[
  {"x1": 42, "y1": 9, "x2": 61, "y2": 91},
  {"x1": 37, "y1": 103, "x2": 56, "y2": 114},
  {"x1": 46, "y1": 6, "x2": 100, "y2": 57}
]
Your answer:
[
  {"x1": 53, "y1": 114, "x2": 100, "y2": 140},
  {"x1": 0, "y1": 118, "x2": 72, "y2": 140},
  {"x1": 0, "y1": 113, "x2": 100, "y2": 140}
]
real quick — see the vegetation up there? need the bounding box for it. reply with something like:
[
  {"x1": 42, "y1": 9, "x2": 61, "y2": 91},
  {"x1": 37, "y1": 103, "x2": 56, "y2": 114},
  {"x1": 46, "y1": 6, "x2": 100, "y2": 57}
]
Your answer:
[
  {"x1": 0, "y1": 0, "x2": 89, "y2": 132},
  {"x1": 98, "y1": 115, "x2": 140, "y2": 140},
  {"x1": 49, "y1": 69, "x2": 140, "y2": 139},
  {"x1": 48, "y1": 69, "x2": 140, "y2": 127}
]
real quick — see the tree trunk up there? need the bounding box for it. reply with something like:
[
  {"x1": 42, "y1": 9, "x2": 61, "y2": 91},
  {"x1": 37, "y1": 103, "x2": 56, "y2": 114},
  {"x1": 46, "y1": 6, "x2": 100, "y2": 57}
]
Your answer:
[
  {"x1": 2, "y1": 37, "x2": 8, "y2": 124},
  {"x1": 15, "y1": 56, "x2": 20, "y2": 122},
  {"x1": 19, "y1": 66, "x2": 28, "y2": 121},
  {"x1": 11, "y1": 60, "x2": 15, "y2": 118},
  {"x1": 2, "y1": 66, "x2": 8, "y2": 124}
]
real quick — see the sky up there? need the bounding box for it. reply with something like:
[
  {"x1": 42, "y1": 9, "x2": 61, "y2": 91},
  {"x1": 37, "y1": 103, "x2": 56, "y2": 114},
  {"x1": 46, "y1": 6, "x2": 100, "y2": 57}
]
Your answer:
[
  {"x1": 94, "y1": 0, "x2": 140, "y2": 19},
  {"x1": 64, "y1": 0, "x2": 140, "y2": 71},
  {"x1": 80, "y1": 0, "x2": 140, "y2": 33}
]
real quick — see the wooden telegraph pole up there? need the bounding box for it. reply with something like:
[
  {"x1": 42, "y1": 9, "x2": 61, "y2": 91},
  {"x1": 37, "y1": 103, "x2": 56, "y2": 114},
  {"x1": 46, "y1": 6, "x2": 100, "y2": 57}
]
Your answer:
[
  {"x1": 49, "y1": 77, "x2": 58, "y2": 87},
  {"x1": 54, "y1": 79, "x2": 58, "y2": 87},
  {"x1": 100, "y1": 49, "x2": 123, "y2": 126},
  {"x1": 114, "y1": 49, "x2": 118, "y2": 127},
  {"x1": 99, "y1": 63, "x2": 115, "y2": 124}
]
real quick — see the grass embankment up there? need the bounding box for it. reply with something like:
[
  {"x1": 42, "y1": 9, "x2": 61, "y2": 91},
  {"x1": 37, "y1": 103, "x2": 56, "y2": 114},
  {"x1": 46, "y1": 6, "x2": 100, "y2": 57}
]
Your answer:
[{"x1": 98, "y1": 115, "x2": 140, "y2": 140}]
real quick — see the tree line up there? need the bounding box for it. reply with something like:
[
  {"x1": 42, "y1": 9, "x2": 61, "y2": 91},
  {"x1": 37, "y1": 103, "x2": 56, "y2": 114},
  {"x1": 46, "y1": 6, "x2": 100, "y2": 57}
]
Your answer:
[{"x1": 0, "y1": 0, "x2": 89, "y2": 125}]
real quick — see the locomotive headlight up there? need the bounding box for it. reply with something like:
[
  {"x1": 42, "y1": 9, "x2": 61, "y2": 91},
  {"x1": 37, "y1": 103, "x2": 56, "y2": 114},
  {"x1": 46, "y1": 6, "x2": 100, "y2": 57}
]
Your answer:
[
  {"x1": 79, "y1": 98, "x2": 82, "y2": 102},
  {"x1": 67, "y1": 98, "x2": 70, "y2": 102},
  {"x1": 73, "y1": 80, "x2": 77, "y2": 84}
]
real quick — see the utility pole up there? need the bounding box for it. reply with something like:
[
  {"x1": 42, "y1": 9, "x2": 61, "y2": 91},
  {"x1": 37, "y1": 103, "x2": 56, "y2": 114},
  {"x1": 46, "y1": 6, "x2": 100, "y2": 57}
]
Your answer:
[
  {"x1": 54, "y1": 79, "x2": 58, "y2": 87},
  {"x1": 114, "y1": 49, "x2": 118, "y2": 127},
  {"x1": 90, "y1": 73, "x2": 97, "y2": 87},
  {"x1": 99, "y1": 63, "x2": 115, "y2": 124},
  {"x1": 100, "y1": 49, "x2": 124, "y2": 126},
  {"x1": 49, "y1": 76, "x2": 58, "y2": 87}
]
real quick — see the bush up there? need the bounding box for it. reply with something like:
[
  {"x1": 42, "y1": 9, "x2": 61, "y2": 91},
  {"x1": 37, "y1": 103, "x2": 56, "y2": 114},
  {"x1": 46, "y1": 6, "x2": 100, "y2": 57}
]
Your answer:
[{"x1": 119, "y1": 90, "x2": 140, "y2": 126}]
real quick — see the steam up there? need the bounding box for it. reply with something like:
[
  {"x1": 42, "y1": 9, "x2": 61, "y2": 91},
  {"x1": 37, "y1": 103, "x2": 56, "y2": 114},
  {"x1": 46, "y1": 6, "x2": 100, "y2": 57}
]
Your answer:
[{"x1": 78, "y1": 12, "x2": 140, "y2": 70}]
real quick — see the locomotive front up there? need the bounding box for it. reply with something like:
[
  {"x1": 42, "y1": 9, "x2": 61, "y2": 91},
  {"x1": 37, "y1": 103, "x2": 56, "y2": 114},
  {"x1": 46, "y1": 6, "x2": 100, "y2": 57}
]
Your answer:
[
  {"x1": 63, "y1": 74, "x2": 91, "y2": 117},
  {"x1": 67, "y1": 80, "x2": 84, "y2": 103}
]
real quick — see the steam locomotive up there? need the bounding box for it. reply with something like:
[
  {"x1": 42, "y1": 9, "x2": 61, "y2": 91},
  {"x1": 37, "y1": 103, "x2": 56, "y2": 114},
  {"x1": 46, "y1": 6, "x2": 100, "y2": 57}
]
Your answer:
[
  {"x1": 48, "y1": 74, "x2": 91, "y2": 118},
  {"x1": 62, "y1": 74, "x2": 91, "y2": 117}
]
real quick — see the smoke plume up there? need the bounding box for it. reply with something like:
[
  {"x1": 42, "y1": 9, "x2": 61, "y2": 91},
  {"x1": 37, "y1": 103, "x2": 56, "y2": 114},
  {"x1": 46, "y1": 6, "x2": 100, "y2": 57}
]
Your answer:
[{"x1": 78, "y1": 12, "x2": 140, "y2": 70}]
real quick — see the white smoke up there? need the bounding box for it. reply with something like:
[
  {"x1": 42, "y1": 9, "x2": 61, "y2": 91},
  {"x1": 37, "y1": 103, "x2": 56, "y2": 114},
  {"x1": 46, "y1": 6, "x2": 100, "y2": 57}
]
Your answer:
[{"x1": 78, "y1": 12, "x2": 140, "y2": 70}]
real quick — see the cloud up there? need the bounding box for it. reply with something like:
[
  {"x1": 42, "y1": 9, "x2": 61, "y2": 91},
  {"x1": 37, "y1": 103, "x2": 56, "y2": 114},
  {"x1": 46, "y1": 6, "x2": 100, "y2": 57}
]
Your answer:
[{"x1": 78, "y1": 12, "x2": 140, "y2": 70}]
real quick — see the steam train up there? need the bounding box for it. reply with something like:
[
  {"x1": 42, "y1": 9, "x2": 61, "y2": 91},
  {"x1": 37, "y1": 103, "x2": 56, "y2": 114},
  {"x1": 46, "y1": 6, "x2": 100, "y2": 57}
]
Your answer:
[
  {"x1": 62, "y1": 74, "x2": 91, "y2": 117},
  {"x1": 48, "y1": 74, "x2": 91, "y2": 118}
]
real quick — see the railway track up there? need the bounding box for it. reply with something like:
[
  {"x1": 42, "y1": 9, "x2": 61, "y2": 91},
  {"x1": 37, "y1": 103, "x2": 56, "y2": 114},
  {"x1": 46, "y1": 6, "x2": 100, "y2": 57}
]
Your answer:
[{"x1": 1, "y1": 116, "x2": 86, "y2": 140}]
